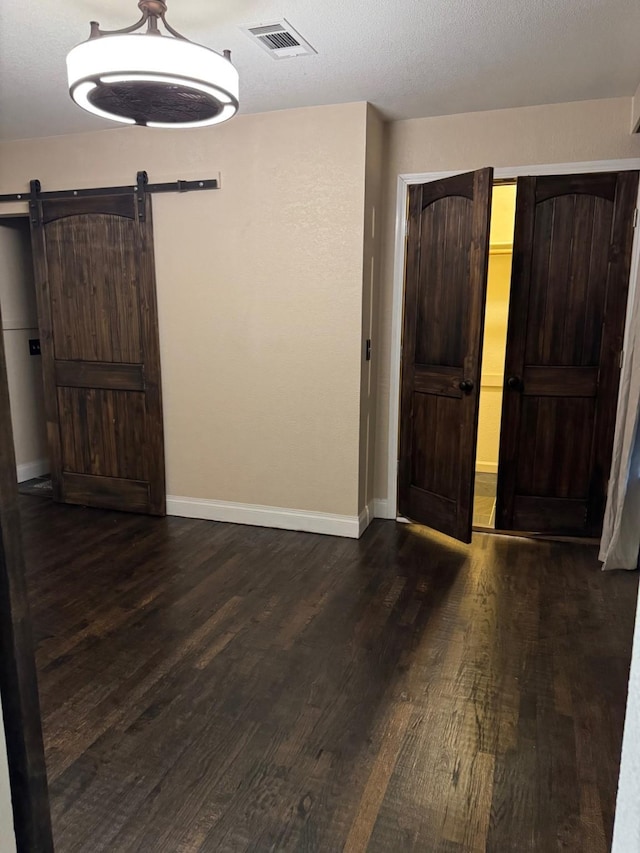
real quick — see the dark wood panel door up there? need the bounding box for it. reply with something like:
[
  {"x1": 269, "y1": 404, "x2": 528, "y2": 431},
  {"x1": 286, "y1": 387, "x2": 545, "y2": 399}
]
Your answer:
[
  {"x1": 399, "y1": 169, "x2": 493, "y2": 542},
  {"x1": 30, "y1": 192, "x2": 165, "y2": 515},
  {"x1": 496, "y1": 171, "x2": 638, "y2": 535},
  {"x1": 0, "y1": 296, "x2": 54, "y2": 850}
]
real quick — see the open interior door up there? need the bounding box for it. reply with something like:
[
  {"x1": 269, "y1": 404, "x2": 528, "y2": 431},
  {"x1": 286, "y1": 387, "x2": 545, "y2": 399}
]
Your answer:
[
  {"x1": 30, "y1": 190, "x2": 165, "y2": 515},
  {"x1": 398, "y1": 168, "x2": 493, "y2": 543},
  {"x1": 496, "y1": 171, "x2": 638, "y2": 535}
]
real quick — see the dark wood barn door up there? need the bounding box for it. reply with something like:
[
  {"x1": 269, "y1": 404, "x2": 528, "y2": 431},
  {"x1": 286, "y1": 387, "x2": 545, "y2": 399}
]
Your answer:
[
  {"x1": 496, "y1": 171, "x2": 638, "y2": 535},
  {"x1": 398, "y1": 168, "x2": 493, "y2": 542},
  {"x1": 30, "y1": 192, "x2": 165, "y2": 515}
]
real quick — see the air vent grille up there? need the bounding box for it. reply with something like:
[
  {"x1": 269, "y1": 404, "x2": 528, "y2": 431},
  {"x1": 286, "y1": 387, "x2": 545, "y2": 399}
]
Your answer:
[
  {"x1": 258, "y1": 32, "x2": 300, "y2": 50},
  {"x1": 242, "y1": 20, "x2": 316, "y2": 59}
]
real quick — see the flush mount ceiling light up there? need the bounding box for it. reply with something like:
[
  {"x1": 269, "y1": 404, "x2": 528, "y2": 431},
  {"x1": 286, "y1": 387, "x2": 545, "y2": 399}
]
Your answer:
[{"x1": 66, "y1": 0, "x2": 239, "y2": 129}]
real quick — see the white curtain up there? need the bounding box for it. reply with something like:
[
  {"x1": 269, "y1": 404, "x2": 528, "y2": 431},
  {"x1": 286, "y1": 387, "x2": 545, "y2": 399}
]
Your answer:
[{"x1": 600, "y1": 256, "x2": 640, "y2": 571}]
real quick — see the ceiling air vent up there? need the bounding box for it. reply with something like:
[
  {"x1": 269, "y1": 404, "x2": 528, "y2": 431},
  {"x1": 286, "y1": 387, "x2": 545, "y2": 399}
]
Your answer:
[{"x1": 241, "y1": 20, "x2": 317, "y2": 59}]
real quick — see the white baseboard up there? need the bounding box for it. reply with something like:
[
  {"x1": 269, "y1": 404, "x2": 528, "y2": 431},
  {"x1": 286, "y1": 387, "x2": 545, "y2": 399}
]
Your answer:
[
  {"x1": 373, "y1": 498, "x2": 394, "y2": 519},
  {"x1": 16, "y1": 458, "x2": 48, "y2": 483},
  {"x1": 475, "y1": 462, "x2": 498, "y2": 474},
  {"x1": 166, "y1": 495, "x2": 363, "y2": 539},
  {"x1": 358, "y1": 502, "x2": 375, "y2": 536}
]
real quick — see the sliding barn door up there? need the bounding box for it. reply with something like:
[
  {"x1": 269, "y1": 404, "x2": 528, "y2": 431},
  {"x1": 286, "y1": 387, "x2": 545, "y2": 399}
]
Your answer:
[
  {"x1": 30, "y1": 192, "x2": 165, "y2": 515},
  {"x1": 398, "y1": 169, "x2": 493, "y2": 543},
  {"x1": 496, "y1": 171, "x2": 638, "y2": 535}
]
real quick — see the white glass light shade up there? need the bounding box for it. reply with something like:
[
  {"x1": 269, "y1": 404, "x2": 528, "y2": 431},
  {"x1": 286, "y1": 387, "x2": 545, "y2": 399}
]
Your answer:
[{"x1": 67, "y1": 34, "x2": 239, "y2": 128}]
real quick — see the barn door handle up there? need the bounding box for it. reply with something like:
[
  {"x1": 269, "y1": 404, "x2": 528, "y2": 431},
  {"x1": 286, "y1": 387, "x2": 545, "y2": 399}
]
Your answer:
[
  {"x1": 507, "y1": 375, "x2": 523, "y2": 391},
  {"x1": 458, "y1": 379, "x2": 474, "y2": 393}
]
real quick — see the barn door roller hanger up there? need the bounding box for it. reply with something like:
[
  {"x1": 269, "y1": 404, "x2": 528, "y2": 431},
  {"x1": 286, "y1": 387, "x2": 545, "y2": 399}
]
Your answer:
[{"x1": 0, "y1": 171, "x2": 220, "y2": 224}]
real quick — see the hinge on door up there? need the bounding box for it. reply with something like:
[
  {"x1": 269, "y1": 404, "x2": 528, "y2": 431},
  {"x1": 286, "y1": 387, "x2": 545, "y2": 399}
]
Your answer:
[
  {"x1": 619, "y1": 349, "x2": 624, "y2": 369},
  {"x1": 29, "y1": 179, "x2": 42, "y2": 226},
  {"x1": 135, "y1": 170, "x2": 148, "y2": 222},
  {"x1": 634, "y1": 208, "x2": 639, "y2": 228}
]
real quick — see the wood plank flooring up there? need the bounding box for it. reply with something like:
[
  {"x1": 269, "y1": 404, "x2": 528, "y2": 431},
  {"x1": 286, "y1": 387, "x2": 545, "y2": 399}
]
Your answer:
[{"x1": 18, "y1": 496, "x2": 638, "y2": 852}]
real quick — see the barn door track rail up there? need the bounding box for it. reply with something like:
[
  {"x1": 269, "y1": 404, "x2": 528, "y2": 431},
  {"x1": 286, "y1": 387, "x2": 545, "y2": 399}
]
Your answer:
[{"x1": 0, "y1": 171, "x2": 219, "y2": 223}]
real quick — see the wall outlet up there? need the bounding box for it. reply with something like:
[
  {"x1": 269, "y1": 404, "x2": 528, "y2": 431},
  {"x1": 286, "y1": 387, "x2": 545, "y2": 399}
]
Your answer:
[{"x1": 28, "y1": 339, "x2": 41, "y2": 356}]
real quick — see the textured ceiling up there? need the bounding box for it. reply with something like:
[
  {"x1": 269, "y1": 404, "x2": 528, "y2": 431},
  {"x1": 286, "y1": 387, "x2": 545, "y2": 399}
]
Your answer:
[{"x1": 1, "y1": 0, "x2": 639, "y2": 141}]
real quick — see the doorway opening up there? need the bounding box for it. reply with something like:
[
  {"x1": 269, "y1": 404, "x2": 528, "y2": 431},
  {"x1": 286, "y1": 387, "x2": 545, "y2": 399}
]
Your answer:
[
  {"x1": 473, "y1": 182, "x2": 516, "y2": 528},
  {"x1": 393, "y1": 164, "x2": 639, "y2": 543},
  {"x1": 0, "y1": 217, "x2": 50, "y2": 498}
]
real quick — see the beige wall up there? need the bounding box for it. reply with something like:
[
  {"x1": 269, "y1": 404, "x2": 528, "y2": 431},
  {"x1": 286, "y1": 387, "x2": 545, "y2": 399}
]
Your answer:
[
  {"x1": 0, "y1": 222, "x2": 47, "y2": 477},
  {"x1": 632, "y1": 83, "x2": 640, "y2": 133},
  {"x1": 0, "y1": 693, "x2": 16, "y2": 853},
  {"x1": 358, "y1": 105, "x2": 385, "y2": 515},
  {"x1": 375, "y1": 97, "x2": 640, "y2": 502},
  {"x1": 0, "y1": 102, "x2": 369, "y2": 518},
  {"x1": 3, "y1": 95, "x2": 638, "y2": 521}
]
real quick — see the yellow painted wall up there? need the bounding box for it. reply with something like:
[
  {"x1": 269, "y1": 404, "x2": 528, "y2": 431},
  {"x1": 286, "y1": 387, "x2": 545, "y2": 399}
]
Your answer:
[
  {"x1": 476, "y1": 185, "x2": 515, "y2": 473},
  {"x1": 489, "y1": 184, "x2": 517, "y2": 246}
]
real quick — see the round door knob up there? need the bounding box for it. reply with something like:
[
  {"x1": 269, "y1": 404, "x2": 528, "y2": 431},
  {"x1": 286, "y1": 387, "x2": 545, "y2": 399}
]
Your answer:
[
  {"x1": 507, "y1": 375, "x2": 523, "y2": 391},
  {"x1": 459, "y1": 379, "x2": 474, "y2": 393}
]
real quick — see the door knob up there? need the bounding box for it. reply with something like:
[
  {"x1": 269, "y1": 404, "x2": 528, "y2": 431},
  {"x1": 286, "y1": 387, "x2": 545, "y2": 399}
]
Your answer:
[
  {"x1": 458, "y1": 379, "x2": 474, "y2": 393},
  {"x1": 507, "y1": 375, "x2": 523, "y2": 391}
]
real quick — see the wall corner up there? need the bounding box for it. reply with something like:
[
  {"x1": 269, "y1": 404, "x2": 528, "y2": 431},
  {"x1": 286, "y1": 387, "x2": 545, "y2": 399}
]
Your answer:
[{"x1": 631, "y1": 83, "x2": 640, "y2": 134}]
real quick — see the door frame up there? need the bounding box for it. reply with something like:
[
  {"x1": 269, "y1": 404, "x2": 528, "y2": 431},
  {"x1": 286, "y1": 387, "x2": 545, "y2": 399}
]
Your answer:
[
  {"x1": 384, "y1": 159, "x2": 640, "y2": 522},
  {"x1": 0, "y1": 210, "x2": 54, "y2": 850}
]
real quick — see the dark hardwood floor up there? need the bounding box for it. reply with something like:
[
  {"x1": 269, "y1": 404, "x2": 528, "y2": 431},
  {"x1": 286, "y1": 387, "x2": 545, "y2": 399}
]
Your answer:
[{"x1": 18, "y1": 495, "x2": 638, "y2": 852}]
